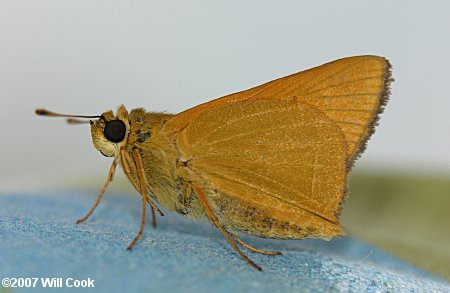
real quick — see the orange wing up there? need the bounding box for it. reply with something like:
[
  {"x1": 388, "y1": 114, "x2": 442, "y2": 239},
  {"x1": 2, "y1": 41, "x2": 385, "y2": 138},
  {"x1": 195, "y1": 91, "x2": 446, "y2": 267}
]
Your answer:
[
  {"x1": 174, "y1": 99, "x2": 347, "y2": 238},
  {"x1": 163, "y1": 55, "x2": 392, "y2": 167}
]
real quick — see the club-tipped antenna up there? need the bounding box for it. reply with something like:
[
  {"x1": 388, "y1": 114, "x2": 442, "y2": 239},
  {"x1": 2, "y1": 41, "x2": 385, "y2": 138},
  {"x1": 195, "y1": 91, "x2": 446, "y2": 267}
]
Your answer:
[{"x1": 35, "y1": 108, "x2": 101, "y2": 119}]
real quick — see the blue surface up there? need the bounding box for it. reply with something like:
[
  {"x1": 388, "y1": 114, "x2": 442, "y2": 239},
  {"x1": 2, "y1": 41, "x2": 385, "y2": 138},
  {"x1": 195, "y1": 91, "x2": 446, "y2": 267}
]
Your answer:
[{"x1": 0, "y1": 192, "x2": 449, "y2": 293}]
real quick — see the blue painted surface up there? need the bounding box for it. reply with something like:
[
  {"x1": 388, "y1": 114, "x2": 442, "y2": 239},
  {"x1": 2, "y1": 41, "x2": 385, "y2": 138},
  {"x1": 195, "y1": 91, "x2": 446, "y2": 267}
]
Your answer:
[{"x1": 0, "y1": 192, "x2": 449, "y2": 293}]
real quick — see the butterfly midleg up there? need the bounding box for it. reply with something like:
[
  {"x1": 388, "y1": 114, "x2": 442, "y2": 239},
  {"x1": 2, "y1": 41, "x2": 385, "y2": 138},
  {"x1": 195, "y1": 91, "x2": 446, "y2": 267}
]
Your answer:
[
  {"x1": 126, "y1": 148, "x2": 150, "y2": 250},
  {"x1": 76, "y1": 161, "x2": 116, "y2": 224},
  {"x1": 121, "y1": 147, "x2": 160, "y2": 226},
  {"x1": 191, "y1": 184, "x2": 263, "y2": 271}
]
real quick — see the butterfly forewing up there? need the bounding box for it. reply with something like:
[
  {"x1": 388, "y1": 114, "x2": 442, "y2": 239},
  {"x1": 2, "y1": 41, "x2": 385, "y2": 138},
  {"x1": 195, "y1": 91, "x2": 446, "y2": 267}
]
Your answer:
[{"x1": 163, "y1": 56, "x2": 391, "y2": 166}]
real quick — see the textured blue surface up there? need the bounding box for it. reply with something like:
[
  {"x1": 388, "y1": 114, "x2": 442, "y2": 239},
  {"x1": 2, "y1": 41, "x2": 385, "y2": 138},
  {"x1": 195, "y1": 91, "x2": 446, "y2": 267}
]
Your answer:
[{"x1": 0, "y1": 192, "x2": 449, "y2": 293}]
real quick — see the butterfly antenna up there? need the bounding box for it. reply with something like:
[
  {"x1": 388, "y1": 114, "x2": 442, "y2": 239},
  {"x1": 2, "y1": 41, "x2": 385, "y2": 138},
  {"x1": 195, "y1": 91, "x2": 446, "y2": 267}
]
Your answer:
[{"x1": 35, "y1": 108, "x2": 101, "y2": 124}]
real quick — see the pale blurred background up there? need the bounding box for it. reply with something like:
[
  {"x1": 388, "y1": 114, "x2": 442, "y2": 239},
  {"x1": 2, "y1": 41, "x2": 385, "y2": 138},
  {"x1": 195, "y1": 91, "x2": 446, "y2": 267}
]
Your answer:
[{"x1": 0, "y1": 0, "x2": 449, "y2": 280}]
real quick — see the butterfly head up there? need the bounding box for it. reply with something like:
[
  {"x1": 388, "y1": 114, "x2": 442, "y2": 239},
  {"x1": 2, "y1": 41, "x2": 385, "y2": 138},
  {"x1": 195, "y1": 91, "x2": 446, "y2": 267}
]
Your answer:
[
  {"x1": 90, "y1": 106, "x2": 130, "y2": 157},
  {"x1": 35, "y1": 105, "x2": 130, "y2": 158}
]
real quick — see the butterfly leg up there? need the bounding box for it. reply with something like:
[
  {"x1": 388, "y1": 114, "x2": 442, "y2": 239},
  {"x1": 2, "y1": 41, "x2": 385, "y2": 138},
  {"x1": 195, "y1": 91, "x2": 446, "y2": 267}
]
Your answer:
[
  {"x1": 150, "y1": 207, "x2": 157, "y2": 228},
  {"x1": 121, "y1": 148, "x2": 161, "y2": 227},
  {"x1": 126, "y1": 148, "x2": 148, "y2": 250},
  {"x1": 76, "y1": 161, "x2": 116, "y2": 224},
  {"x1": 191, "y1": 184, "x2": 262, "y2": 271},
  {"x1": 231, "y1": 235, "x2": 282, "y2": 256}
]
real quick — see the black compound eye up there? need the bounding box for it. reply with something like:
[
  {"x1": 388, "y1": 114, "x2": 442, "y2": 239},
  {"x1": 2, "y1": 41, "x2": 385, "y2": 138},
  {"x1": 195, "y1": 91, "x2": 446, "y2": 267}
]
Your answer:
[{"x1": 104, "y1": 120, "x2": 126, "y2": 143}]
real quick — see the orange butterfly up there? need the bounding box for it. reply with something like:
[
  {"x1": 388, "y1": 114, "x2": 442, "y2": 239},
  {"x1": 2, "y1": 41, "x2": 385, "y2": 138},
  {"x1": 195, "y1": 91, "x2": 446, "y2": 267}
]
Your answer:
[{"x1": 37, "y1": 55, "x2": 392, "y2": 270}]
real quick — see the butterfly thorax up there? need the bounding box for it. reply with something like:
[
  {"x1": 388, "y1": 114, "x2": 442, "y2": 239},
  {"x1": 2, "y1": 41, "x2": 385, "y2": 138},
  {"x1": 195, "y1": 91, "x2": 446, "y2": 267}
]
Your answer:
[{"x1": 118, "y1": 109, "x2": 180, "y2": 211}]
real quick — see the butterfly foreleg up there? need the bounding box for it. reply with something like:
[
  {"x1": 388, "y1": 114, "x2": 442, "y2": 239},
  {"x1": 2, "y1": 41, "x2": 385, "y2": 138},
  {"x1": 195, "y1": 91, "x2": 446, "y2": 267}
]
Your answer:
[{"x1": 76, "y1": 161, "x2": 116, "y2": 224}]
